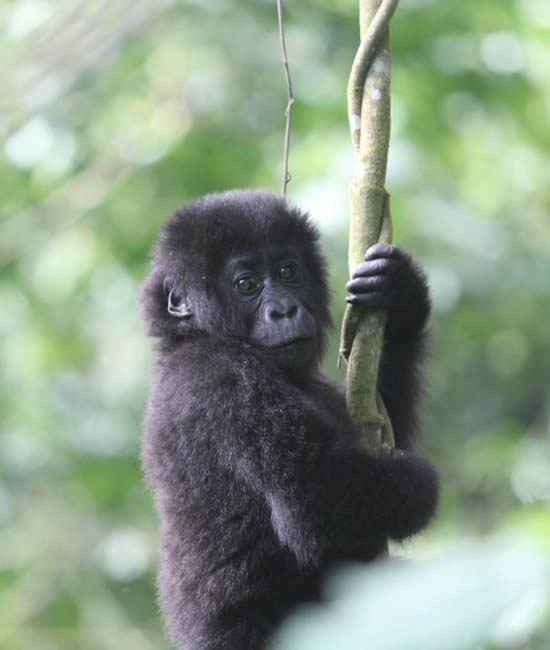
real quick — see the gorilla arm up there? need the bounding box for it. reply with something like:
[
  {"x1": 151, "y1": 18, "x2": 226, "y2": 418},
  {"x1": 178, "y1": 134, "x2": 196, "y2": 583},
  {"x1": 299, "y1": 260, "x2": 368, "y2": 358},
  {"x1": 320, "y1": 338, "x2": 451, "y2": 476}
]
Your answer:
[
  {"x1": 189, "y1": 341, "x2": 439, "y2": 567},
  {"x1": 346, "y1": 244, "x2": 431, "y2": 450}
]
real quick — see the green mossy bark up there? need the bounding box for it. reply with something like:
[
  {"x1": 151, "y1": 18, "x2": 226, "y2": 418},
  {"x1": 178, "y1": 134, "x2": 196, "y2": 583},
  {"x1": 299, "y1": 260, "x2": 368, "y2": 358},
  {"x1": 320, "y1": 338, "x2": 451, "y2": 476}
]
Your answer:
[{"x1": 341, "y1": 0, "x2": 398, "y2": 456}]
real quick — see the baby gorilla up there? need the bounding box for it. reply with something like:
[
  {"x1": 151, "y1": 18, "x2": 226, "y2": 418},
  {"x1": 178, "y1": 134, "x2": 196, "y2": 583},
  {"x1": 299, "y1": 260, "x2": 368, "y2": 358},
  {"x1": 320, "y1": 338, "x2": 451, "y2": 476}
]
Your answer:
[{"x1": 140, "y1": 189, "x2": 438, "y2": 650}]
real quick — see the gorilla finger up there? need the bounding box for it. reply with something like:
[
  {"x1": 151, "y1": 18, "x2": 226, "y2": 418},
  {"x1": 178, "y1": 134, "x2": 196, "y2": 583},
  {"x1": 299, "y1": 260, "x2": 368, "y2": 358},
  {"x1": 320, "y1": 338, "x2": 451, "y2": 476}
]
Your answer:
[
  {"x1": 346, "y1": 291, "x2": 387, "y2": 307},
  {"x1": 391, "y1": 448, "x2": 406, "y2": 458},
  {"x1": 364, "y1": 244, "x2": 403, "y2": 261},
  {"x1": 346, "y1": 275, "x2": 388, "y2": 294},
  {"x1": 352, "y1": 258, "x2": 392, "y2": 278}
]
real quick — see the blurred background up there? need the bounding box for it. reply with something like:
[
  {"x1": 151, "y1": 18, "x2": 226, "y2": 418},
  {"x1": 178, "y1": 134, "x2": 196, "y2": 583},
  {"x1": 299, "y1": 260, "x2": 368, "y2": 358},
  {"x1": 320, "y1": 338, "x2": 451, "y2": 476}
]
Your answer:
[{"x1": 1, "y1": 0, "x2": 549, "y2": 648}]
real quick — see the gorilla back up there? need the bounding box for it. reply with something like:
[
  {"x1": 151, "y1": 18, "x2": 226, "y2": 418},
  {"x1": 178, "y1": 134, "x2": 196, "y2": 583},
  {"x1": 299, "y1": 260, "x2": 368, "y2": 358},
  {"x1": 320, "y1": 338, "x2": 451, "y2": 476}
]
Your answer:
[{"x1": 140, "y1": 190, "x2": 439, "y2": 650}]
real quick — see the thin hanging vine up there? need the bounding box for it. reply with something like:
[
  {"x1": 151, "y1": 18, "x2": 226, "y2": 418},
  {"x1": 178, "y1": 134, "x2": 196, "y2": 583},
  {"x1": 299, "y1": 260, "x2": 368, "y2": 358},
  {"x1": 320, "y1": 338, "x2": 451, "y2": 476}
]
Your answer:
[{"x1": 276, "y1": 0, "x2": 294, "y2": 197}]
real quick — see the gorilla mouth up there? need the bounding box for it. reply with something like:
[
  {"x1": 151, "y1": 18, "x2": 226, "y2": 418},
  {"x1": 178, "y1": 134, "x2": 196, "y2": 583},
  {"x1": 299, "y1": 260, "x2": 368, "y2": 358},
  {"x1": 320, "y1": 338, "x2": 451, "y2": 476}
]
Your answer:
[{"x1": 270, "y1": 337, "x2": 313, "y2": 349}]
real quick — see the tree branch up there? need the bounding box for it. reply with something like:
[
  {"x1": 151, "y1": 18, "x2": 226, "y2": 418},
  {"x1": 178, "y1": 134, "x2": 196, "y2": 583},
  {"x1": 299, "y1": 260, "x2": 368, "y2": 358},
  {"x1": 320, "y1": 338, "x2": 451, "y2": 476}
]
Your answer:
[
  {"x1": 347, "y1": 0, "x2": 399, "y2": 152},
  {"x1": 340, "y1": 0, "x2": 398, "y2": 456}
]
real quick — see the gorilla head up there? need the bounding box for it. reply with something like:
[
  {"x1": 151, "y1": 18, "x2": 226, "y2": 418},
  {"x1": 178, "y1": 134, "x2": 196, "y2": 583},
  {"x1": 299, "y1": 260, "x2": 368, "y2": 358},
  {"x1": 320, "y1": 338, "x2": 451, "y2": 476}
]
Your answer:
[{"x1": 140, "y1": 189, "x2": 332, "y2": 372}]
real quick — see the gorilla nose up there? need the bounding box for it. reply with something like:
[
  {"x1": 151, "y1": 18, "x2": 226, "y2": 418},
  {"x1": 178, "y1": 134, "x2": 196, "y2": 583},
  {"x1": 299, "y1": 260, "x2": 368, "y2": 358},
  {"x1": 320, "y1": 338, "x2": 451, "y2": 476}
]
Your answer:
[{"x1": 266, "y1": 298, "x2": 298, "y2": 321}]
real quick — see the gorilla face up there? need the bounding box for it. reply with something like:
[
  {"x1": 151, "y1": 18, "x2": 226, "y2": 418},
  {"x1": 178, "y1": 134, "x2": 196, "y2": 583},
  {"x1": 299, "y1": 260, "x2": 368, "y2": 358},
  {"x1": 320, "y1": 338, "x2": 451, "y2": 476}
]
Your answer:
[
  {"x1": 140, "y1": 190, "x2": 332, "y2": 374},
  {"x1": 221, "y1": 245, "x2": 318, "y2": 371}
]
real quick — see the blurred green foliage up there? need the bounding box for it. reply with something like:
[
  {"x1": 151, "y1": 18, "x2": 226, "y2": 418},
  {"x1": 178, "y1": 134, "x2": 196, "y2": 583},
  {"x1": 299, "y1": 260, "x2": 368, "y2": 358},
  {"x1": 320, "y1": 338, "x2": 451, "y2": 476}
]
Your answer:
[
  {"x1": 272, "y1": 537, "x2": 550, "y2": 650},
  {"x1": 0, "y1": 0, "x2": 549, "y2": 648}
]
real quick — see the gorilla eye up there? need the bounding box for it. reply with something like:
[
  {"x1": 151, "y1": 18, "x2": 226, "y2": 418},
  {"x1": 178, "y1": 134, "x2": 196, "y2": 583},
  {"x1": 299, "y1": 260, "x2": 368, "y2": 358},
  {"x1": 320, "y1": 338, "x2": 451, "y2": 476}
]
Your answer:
[
  {"x1": 236, "y1": 276, "x2": 259, "y2": 294},
  {"x1": 278, "y1": 264, "x2": 298, "y2": 282}
]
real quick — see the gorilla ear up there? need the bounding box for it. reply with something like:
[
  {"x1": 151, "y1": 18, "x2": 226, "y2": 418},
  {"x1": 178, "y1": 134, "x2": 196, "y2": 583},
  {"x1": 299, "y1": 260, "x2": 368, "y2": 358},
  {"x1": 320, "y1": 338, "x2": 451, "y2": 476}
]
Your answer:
[{"x1": 164, "y1": 279, "x2": 193, "y2": 319}]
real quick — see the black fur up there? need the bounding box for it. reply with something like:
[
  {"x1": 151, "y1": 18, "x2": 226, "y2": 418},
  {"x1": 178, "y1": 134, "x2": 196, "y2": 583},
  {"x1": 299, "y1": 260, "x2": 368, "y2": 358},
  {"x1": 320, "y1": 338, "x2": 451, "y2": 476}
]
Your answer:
[{"x1": 140, "y1": 190, "x2": 438, "y2": 650}]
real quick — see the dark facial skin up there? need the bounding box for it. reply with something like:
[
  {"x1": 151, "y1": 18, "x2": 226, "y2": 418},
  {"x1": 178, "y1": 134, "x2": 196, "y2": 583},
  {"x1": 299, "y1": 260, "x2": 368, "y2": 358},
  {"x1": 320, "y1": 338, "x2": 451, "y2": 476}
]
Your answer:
[{"x1": 221, "y1": 246, "x2": 318, "y2": 373}]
